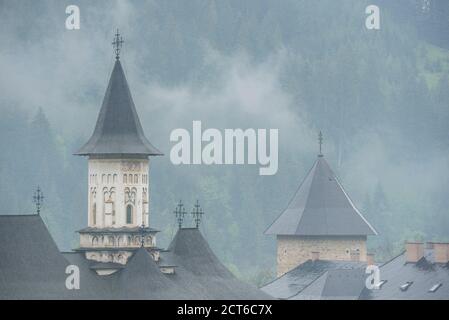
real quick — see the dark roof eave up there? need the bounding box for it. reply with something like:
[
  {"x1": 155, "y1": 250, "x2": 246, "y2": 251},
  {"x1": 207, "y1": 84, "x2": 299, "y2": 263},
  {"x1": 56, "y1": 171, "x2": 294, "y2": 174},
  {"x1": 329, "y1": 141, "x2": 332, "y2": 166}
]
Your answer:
[
  {"x1": 77, "y1": 227, "x2": 160, "y2": 234},
  {"x1": 73, "y1": 246, "x2": 164, "y2": 252},
  {"x1": 73, "y1": 152, "x2": 164, "y2": 157},
  {"x1": 266, "y1": 232, "x2": 375, "y2": 237},
  {"x1": 158, "y1": 264, "x2": 178, "y2": 268}
]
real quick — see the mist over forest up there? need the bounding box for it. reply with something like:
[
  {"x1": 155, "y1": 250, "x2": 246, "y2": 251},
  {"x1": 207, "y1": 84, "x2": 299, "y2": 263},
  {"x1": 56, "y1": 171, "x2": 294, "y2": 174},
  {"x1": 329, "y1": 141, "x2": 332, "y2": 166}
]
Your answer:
[{"x1": 1, "y1": 0, "x2": 448, "y2": 284}]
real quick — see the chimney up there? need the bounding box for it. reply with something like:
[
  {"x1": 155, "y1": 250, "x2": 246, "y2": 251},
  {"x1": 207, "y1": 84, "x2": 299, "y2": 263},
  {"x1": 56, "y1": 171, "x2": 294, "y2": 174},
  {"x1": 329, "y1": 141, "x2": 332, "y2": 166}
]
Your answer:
[
  {"x1": 405, "y1": 242, "x2": 424, "y2": 263},
  {"x1": 311, "y1": 251, "x2": 320, "y2": 262},
  {"x1": 367, "y1": 253, "x2": 375, "y2": 266},
  {"x1": 432, "y1": 242, "x2": 449, "y2": 264}
]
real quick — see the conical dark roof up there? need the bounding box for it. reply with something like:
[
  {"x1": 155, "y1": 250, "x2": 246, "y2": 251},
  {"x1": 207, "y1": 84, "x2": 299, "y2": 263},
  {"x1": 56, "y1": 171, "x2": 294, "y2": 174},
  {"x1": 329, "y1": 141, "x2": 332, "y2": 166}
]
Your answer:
[
  {"x1": 115, "y1": 247, "x2": 189, "y2": 299},
  {"x1": 0, "y1": 215, "x2": 89, "y2": 299},
  {"x1": 168, "y1": 228, "x2": 234, "y2": 278},
  {"x1": 265, "y1": 156, "x2": 376, "y2": 236},
  {"x1": 165, "y1": 228, "x2": 272, "y2": 299},
  {"x1": 75, "y1": 60, "x2": 162, "y2": 156}
]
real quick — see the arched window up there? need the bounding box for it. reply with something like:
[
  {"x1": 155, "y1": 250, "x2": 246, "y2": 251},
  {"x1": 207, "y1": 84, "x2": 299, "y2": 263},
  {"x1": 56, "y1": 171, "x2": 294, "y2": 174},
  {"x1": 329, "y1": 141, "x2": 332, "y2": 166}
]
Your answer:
[
  {"x1": 92, "y1": 203, "x2": 97, "y2": 225},
  {"x1": 113, "y1": 174, "x2": 117, "y2": 183},
  {"x1": 102, "y1": 174, "x2": 106, "y2": 184},
  {"x1": 123, "y1": 174, "x2": 127, "y2": 184},
  {"x1": 126, "y1": 205, "x2": 133, "y2": 224},
  {"x1": 128, "y1": 174, "x2": 133, "y2": 183},
  {"x1": 134, "y1": 174, "x2": 138, "y2": 184}
]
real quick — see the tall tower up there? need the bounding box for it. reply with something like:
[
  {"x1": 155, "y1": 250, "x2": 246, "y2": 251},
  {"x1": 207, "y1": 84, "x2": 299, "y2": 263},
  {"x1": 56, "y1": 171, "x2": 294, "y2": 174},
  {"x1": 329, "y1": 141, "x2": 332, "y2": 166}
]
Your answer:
[
  {"x1": 74, "y1": 31, "x2": 163, "y2": 267},
  {"x1": 265, "y1": 132, "x2": 376, "y2": 276}
]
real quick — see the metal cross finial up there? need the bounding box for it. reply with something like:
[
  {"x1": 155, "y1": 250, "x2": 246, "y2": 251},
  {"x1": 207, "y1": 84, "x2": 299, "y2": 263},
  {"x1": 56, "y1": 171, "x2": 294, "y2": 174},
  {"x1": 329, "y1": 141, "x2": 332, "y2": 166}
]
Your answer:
[
  {"x1": 140, "y1": 223, "x2": 145, "y2": 247},
  {"x1": 33, "y1": 186, "x2": 44, "y2": 215},
  {"x1": 318, "y1": 131, "x2": 323, "y2": 157},
  {"x1": 174, "y1": 200, "x2": 186, "y2": 229},
  {"x1": 191, "y1": 200, "x2": 204, "y2": 229},
  {"x1": 112, "y1": 29, "x2": 124, "y2": 60}
]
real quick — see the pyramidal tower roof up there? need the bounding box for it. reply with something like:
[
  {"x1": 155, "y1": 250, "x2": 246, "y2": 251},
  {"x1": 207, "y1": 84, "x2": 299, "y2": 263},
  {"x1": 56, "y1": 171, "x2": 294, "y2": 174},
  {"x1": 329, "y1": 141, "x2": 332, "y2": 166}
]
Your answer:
[
  {"x1": 265, "y1": 155, "x2": 376, "y2": 236},
  {"x1": 75, "y1": 36, "x2": 162, "y2": 156}
]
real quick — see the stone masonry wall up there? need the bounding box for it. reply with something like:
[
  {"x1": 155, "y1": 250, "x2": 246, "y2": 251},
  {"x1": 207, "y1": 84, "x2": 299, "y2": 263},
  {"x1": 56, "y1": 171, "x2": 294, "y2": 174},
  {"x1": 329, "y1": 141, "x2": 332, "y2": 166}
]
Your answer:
[{"x1": 277, "y1": 235, "x2": 367, "y2": 276}]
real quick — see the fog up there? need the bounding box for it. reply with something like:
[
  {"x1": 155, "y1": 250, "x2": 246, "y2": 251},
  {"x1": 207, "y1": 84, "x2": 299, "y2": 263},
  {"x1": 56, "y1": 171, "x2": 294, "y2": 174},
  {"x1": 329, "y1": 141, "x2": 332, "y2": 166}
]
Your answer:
[{"x1": 1, "y1": 0, "x2": 448, "y2": 281}]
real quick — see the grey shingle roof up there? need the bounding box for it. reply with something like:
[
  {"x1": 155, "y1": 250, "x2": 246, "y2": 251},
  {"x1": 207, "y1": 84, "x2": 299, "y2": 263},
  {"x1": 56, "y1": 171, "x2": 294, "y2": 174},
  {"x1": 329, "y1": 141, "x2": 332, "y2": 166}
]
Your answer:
[
  {"x1": 0, "y1": 214, "x2": 74, "y2": 299},
  {"x1": 265, "y1": 156, "x2": 376, "y2": 236},
  {"x1": 75, "y1": 60, "x2": 162, "y2": 156},
  {"x1": 165, "y1": 228, "x2": 273, "y2": 299},
  {"x1": 360, "y1": 249, "x2": 449, "y2": 300},
  {"x1": 260, "y1": 259, "x2": 365, "y2": 299},
  {"x1": 113, "y1": 247, "x2": 191, "y2": 299},
  {"x1": 262, "y1": 249, "x2": 449, "y2": 300},
  {"x1": 1, "y1": 215, "x2": 270, "y2": 299},
  {"x1": 290, "y1": 268, "x2": 366, "y2": 300}
]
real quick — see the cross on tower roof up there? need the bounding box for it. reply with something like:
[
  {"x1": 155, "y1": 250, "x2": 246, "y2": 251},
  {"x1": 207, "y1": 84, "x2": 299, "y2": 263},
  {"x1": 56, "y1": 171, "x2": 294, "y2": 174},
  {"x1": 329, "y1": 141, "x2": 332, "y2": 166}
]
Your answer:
[
  {"x1": 191, "y1": 200, "x2": 204, "y2": 228},
  {"x1": 174, "y1": 200, "x2": 187, "y2": 229},
  {"x1": 112, "y1": 29, "x2": 124, "y2": 60},
  {"x1": 33, "y1": 186, "x2": 44, "y2": 215},
  {"x1": 318, "y1": 131, "x2": 323, "y2": 157}
]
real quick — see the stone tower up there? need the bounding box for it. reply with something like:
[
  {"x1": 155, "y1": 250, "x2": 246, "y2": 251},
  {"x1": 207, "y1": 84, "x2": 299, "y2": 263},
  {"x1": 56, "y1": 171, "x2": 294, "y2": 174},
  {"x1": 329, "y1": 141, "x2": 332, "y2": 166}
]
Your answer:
[
  {"x1": 74, "y1": 32, "x2": 163, "y2": 268},
  {"x1": 265, "y1": 143, "x2": 376, "y2": 276}
]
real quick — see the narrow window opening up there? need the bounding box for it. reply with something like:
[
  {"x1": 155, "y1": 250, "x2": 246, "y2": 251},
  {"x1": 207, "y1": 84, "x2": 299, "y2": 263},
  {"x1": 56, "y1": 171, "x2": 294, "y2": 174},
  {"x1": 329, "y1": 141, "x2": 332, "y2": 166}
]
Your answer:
[{"x1": 126, "y1": 205, "x2": 133, "y2": 224}]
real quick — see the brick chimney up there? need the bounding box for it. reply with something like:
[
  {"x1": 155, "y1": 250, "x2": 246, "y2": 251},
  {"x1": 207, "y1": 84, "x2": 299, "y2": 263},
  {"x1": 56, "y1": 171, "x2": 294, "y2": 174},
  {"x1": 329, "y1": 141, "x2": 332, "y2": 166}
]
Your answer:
[
  {"x1": 431, "y1": 242, "x2": 449, "y2": 264},
  {"x1": 405, "y1": 242, "x2": 424, "y2": 263},
  {"x1": 311, "y1": 251, "x2": 320, "y2": 262},
  {"x1": 367, "y1": 253, "x2": 375, "y2": 265}
]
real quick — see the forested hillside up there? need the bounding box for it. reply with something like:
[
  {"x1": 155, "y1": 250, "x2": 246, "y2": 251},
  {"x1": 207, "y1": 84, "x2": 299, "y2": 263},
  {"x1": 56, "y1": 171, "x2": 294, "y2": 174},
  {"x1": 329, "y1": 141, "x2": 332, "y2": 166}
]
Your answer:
[{"x1": 1, "y1": 0, "x2": 448, "y2": 284}]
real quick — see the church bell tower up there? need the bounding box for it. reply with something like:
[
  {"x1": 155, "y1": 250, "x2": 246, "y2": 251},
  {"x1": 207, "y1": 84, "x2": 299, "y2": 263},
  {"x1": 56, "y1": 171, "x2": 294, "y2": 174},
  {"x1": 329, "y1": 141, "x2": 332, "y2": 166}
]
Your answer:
[{"x1": 74, "y1": 30, "x2": 163, "y2": 267}]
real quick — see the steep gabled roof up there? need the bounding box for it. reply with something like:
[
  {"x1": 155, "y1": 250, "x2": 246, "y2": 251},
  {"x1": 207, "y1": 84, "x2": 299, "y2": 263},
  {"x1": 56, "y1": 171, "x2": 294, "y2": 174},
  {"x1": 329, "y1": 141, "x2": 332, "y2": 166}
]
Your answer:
[
  {"x1": 0, "y1": 214, "x2": 270, "y2": 299},
  {"x1": 290, "y1": 268, "x2": 366, "y2": 300},
  {"x1": 115, "y1": 247, "x2": 190, "y2": 299},
  {"x1": 168, "y1": 228, "x2": 234, "y2": 278},
  {"x1": 260, "y1": 259, "x2": 365, "y2": 299},
  {"x1": 166, "y1": 228, "x2": 272, "y2": 299},
  {"x1": 361, "y1": 249, "x2": 449, "y2": 300},
  {"x1": 265, "y1": 156, "x2": 376, "y2": 236},
  {"x1": 0, "y1": 214, "x2": 86, "y2": 299},
  {"x1": 75, "y1": 60, "x2": 162, "y2": 156}
]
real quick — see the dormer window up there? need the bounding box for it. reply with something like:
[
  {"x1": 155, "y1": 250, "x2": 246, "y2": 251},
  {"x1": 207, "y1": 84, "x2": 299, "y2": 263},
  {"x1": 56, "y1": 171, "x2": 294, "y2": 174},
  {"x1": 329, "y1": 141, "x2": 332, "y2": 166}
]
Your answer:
[
  {"x1": 400, "y1": 281, "x2": 413, "y2": 291},
  {"x1": 429, "y1": 283, "x2": 442, "y2": 293}
]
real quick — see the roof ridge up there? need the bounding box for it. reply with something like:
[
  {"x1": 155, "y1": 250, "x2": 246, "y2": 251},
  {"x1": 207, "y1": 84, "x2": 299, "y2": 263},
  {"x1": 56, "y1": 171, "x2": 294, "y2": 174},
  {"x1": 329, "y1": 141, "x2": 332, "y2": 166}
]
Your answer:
[
  {"x1": 333, "y1": 173, "x2": 378, "y2": 235},
  {"x1": 264, "y1": 158, "x2": 318, "y2": 235},
  {"x1": 295, "y1": 158, "x2": 322, "y2": 234}
]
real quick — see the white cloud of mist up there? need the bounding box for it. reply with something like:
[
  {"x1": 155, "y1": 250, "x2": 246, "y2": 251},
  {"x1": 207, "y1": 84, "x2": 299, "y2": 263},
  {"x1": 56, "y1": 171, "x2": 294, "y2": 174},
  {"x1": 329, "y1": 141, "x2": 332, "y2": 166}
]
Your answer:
[{"x1": 1, "y1": 0, "x2": 449, "y2": 254}]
